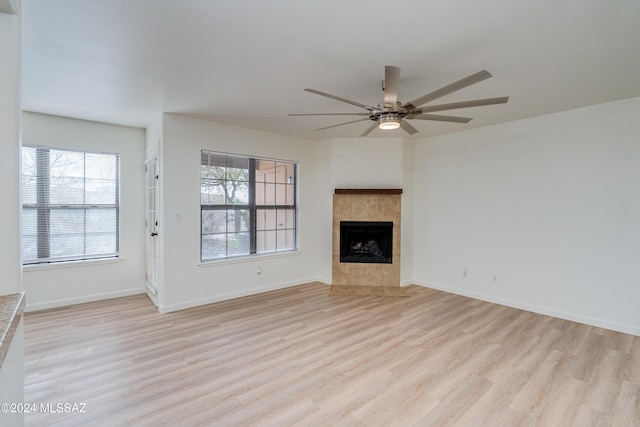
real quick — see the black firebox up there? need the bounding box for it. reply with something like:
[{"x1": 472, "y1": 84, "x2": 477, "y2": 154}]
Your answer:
[{"x1": 339, "y1": 221, "x2": 393, "y2": 264}]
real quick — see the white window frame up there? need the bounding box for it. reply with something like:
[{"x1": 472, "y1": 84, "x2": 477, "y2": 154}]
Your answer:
[
  {"x1": 21, "y1": 145, "x2": 120, "y2": 265},
  {"x1": 200, "y1": 151, "x2": 298, "y2": 261}
]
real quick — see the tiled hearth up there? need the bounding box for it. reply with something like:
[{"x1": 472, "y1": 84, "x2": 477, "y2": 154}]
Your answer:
[{"x1": 330, "y1": 189, "x2": 407, "y2": 297}]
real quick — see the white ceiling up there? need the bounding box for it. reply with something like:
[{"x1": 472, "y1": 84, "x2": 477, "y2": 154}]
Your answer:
[{"x1": 21, "y1": 0, "x2": 640, "y2": 140}]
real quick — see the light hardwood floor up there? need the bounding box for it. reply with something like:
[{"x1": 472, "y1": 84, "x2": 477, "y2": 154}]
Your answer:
[{"x1": 24, "y1": 283, "x2": 640, "y2": 426}]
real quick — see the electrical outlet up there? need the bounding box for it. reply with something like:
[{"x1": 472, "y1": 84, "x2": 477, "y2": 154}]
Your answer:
[
  {"x1": 493, "y1": 274, "x2": 498, "y2": 283},
  {"x1": 462, "y1": 268, "x2": 468, "y2": 278}
]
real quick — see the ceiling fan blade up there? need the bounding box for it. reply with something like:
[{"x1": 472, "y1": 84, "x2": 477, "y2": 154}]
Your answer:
[
  {"x1": 289, "y1": 113, "x2": 370, "y2": 116},
  {"x1": 304, "y1": 88, "x2": 373, "y2": 110},
  {"x1": 400, "y1": 120, "x2": 419, "y2": 135},
  {"x1": 403, "y1": 70, "x2": 493, "y2": 110},
  {"x1": 410, "y1": 114, "x2": 472, "y2": 123},
  {"x1": 384, "y1": 65, "x2": 401, "y2": 108},
  {"x1": 315, "y1": 118, "x2": 370, "y2": 131},
  {"x1": 360, "y1": 123, "x2": 378, "y2": 137},
  {"x1": 416, "y1": 96, "x2": 509, "y2": 113}
]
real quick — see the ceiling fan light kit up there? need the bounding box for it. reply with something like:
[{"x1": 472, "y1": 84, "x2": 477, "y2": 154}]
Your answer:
[
  {"x1": 290, "y1": 66, "x2": 509, "y2": 136},
  {"x1": 378, "y1": 113, "x2": 401, "y2": 130}
]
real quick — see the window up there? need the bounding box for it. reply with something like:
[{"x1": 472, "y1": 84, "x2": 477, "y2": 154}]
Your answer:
[
  {"x1": 201, "y1": 151, "x2": 297, "y2": 260},
  {"x1": 21, "y1": 146, "x2": 120, "y2": 265}
]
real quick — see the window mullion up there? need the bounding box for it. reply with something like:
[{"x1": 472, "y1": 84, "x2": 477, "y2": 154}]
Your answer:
[
  {"x1": 249, "y1": 158, "x2": 256, "y2": 254},
  {"x1": 83, "y1": 152, "x2": 87, "y2": 258}
]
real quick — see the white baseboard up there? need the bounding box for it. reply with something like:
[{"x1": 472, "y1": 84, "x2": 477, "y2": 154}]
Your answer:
[
  {"x1": 413, "y1": 280, "x2": 640, "y2": 337},
  {"x1": 316, "y1": 276, "x2": 332, "y2": 285},
  {"x1": 158, "y1": 277, "x2": 325, "y2": 313},
  {"x1": 25, "y1": 288, "x2": 146, "y2": 312},
  {"x1": 146, "y1": 289, "x2": 160, "y2": 308}
]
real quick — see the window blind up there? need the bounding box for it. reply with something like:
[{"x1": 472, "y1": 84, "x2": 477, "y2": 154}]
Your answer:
[{"x1": 22, "y1": 146, "x2": 120, "y2": 264}]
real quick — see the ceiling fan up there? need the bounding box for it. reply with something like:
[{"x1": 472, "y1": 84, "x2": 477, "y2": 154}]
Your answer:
[{"x1": 290, "y1": 66, "x2": 509, "y2": 136}]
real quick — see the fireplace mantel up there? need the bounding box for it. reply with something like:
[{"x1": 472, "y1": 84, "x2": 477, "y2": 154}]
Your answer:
[{"x1": 334, "y1": 188, "x2": 403, "y2": 195}]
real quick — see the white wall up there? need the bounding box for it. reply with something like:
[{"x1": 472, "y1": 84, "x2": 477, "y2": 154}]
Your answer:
[
  {"x1": 0, "y1": 5, "x2": 22, "y2": 294},
  {"x1": 312, "y1": 141, "x2": 333, "y2": 284},
  {"x1": 412, "y1": 97, "x2": 640, "y2": 335},
  {"x1": 0, "y1": 5, "x2": 23, "y2": 426},
  {"x1": 330, "y1": 137, "x2": 406, "y2": 188},
  {"x1": 158, "y1": 114, "x2": 324, "y2": 312},
  {"x1": 400, "y1": 139, "x2": 414, "y2": 284},
  {"x1": 22, "y1": 113, "x2": 146, "y2": 311},
  {"x1": 146, "y1": 118, "x2": 162, "y2": 157}
]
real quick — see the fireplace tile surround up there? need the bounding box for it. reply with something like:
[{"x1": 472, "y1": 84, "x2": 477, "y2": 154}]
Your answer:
[{"x1": 330, "y1": 189, "x2": 407, "y2": 297}]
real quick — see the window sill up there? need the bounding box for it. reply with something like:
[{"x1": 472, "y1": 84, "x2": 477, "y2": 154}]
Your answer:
[
  {"x1": 23, "y1": 257, "x2": 124, "y2": 272},
  {"x1": 198, "y1": 250, "x2": 301, "y2": 268}
]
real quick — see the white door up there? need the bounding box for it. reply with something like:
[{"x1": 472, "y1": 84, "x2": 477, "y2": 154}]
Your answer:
[{"x1": 144, "y1": 158, "x2": 159, "y2": 299}]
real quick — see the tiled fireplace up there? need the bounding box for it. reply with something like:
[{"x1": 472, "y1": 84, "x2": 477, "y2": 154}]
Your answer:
[{"x1": 330, "y1": 189, "x2": 407, "y2": 297}]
